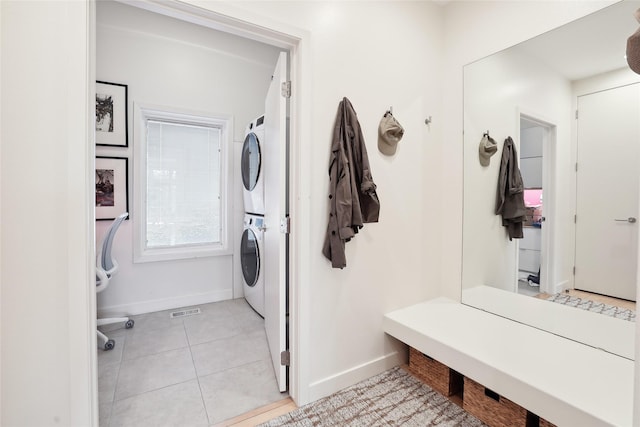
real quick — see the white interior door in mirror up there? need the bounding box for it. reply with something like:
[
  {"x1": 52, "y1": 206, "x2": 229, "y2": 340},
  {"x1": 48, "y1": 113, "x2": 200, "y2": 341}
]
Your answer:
[{"x1": 574, "y1": 83, "x2": 640, "y2": 301}]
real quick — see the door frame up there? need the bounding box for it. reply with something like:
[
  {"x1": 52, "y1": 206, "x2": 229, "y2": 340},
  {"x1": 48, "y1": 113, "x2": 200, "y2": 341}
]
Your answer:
[
  {"x1": 85, "y1": 0, "x2": 313, "y2": 422},
  {"x1": 517, "y1": 109, "x2": 557, "y2": 296}
]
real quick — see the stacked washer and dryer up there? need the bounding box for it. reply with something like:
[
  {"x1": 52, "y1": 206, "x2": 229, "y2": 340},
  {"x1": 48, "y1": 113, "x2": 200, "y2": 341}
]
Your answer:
[{"x1": 240, "y1": 115, "x2": 266, "y2": 317}]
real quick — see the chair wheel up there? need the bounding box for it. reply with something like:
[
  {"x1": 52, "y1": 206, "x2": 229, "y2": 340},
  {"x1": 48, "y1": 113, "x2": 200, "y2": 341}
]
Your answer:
[
  {"x1": 104, "y1": 339, "x2": 115, "y2": 351},
  {"x1": 125, "y1": 319, "x2": 135, "y2": 329}
]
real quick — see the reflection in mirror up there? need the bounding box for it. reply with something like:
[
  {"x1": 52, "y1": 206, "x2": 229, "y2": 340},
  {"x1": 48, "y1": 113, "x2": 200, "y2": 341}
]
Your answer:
[{"x1": 462, "y1": 0, "x2": 639, "y2": 360}]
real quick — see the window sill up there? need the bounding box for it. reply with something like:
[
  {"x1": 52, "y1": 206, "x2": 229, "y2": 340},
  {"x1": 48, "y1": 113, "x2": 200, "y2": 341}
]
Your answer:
[{"x1": 134, "y1": 245, "x2": 232, "y2": 263}]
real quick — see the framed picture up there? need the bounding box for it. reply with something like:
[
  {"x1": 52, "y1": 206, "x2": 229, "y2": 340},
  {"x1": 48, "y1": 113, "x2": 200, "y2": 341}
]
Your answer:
[
  {"x1": 96, "y1": 156, "x2": 129, "y2": 220},
  {"x1": 96, "y1": 81, "x2": 128, "y2": 147}
]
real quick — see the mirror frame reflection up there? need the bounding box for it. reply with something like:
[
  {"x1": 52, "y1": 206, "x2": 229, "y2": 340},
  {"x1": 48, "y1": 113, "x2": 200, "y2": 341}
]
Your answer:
[{"x1": 461, "y1": 0, "x2": 640, "y2": 360}]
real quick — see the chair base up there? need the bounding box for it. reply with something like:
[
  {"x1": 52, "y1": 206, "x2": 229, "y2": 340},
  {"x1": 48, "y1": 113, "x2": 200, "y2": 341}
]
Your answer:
[{"x1": 97, "y1": 317, "x2": 134, "y2": 350}]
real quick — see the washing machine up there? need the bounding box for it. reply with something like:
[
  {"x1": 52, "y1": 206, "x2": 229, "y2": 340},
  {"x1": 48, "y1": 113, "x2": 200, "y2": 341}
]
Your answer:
[
  {"x1": 241, "y1": 115, "x2": 266, "y2": 215},
  {"x1": 241, "y1": 213, "x2": 265, "y2": 317}
]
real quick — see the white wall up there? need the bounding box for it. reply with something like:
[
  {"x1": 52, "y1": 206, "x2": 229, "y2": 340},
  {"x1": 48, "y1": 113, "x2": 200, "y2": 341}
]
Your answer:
[
  {"x1": 1, "y1": 2, "x2": 3, "y2": 422},
  {"x1": 95, "y1": 1, "x2": 282, "y2": 316},
  {"x1": 461, "y1": 47, "x2": 573, "y2": 293},
  {"x1": 1, "y1": 1, "x2": 95, "y2": 425},
  {"x1": 301, "y1": 2, "x2": 444, "y2": 399}
]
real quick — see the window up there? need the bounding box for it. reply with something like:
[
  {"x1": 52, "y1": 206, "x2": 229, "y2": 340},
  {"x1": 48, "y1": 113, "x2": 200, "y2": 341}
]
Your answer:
[{"x1": 134, "y1": 105, "x2": 232, "y2": 262}]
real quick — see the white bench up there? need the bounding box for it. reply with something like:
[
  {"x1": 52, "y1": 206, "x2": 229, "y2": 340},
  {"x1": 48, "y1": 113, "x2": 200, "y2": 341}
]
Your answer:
[{"x1": 383, "y1": 297, "x2": 634, "y2": 426}]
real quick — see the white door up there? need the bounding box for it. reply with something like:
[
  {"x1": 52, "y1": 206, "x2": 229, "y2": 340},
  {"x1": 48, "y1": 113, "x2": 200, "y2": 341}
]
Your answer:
[
  {"x1": 263, "y1": 51, "x2": 288, "y2": 392},
  {"x1": 574, "y1": 83, "x2": 640, "y2": 301}
]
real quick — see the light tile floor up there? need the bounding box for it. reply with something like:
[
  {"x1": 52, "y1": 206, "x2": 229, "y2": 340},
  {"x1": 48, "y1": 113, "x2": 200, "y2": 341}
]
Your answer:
[
  {"x1": 517, "y1": 279, "x2": 540, "y2": 297},
  {"x1": 98, "y1": 298, "x2": 287, "y2": 427}
]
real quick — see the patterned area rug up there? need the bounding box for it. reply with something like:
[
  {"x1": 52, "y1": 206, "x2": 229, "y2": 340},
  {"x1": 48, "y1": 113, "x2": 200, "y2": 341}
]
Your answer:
[
  {"x1": 546, "y1": 293, "x2": 636, "y2": 322},
  {"x1": 259, "y1": 367, "x2": 486, "y2": 427}
]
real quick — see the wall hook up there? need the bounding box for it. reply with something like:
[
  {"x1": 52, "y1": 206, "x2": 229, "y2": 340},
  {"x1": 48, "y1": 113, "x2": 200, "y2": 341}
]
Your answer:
[{"x1": 425, "y1": 116, "x2": 432, "y2": 125}]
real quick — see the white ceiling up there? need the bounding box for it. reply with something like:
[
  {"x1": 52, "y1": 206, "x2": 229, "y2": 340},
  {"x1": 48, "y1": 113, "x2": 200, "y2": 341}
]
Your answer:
[{"x1": 517, "y1": 1, "x2": 640, "y2": 81}]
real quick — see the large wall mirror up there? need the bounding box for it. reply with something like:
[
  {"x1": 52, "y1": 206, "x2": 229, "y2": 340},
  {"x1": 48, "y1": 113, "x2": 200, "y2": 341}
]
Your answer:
[{"x1": 462, "y1": 0, "x2": 639, "y2": 360}]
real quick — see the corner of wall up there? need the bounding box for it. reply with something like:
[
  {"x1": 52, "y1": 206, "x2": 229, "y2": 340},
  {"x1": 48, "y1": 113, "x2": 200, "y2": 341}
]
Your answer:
[{"x1": 306, "y1": 351, "x2": 405, "y2": 403}]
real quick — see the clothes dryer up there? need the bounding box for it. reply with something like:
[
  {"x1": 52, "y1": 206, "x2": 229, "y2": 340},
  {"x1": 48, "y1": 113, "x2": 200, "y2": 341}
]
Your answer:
[
  {"x1": 241, "y1": 115, "x2": 266, "y2": 215},
  {"x1": 241, "y1": 213, "x2": 265, "y2": 317}
]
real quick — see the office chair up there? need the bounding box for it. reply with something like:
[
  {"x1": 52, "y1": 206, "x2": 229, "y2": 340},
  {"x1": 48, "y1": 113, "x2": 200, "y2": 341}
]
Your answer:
[{"x1": 96, "y1": 212, "x2": 134, "y2": 350}]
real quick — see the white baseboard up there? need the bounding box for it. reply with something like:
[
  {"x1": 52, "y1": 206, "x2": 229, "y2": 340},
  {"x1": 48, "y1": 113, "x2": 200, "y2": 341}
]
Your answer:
[
  {"x1": 552, "y1": 279, "x2": 570, "y2": 295},
  {"x1": 97, "y1": 289, "x2": 233, "y2": 317},
  {"x1": 307, "y1": 351, "x2": 403, "y2": 403}
]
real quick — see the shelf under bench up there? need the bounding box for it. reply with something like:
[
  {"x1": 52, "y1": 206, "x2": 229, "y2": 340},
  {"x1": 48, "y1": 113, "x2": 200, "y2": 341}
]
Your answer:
[{"x1": 383, "y1": 298, "x2": 634, "y2": 427}]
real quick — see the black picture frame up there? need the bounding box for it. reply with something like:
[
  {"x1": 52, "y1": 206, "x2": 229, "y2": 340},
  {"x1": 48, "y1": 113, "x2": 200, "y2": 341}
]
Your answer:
[
  {"x1": 96, "y1": 81, "x2": 128, "y2": 147},
  {"x1": 95, "y1": 156, "x2": 129, "y2": 220}
]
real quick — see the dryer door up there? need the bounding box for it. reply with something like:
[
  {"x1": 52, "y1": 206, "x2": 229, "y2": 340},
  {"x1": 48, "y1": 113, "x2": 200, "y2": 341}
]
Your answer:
[
  {"x1": 240, "y1": 228, "x2": 260, "y2": 287},
  {"x1": 241, "y1": 133, "x2": 261, "y2": 192}
]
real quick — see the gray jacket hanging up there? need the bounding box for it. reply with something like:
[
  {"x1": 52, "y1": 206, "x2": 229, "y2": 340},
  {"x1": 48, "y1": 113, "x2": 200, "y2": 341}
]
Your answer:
[
  {"x1": 495, "y1": 136, "x2": 526, "y2": 240},
  {"x1": 322, "y1": 97, "x2": 380, "y2": 269}
]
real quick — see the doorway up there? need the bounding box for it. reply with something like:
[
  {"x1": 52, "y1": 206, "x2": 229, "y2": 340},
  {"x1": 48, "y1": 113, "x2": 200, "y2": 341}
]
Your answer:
[
  {"x1": 93, "y1": 1, "x2": 299, "y2": 424},
  {"x1": 517, "y1": 113, "x2": 556, "y2": 297}
]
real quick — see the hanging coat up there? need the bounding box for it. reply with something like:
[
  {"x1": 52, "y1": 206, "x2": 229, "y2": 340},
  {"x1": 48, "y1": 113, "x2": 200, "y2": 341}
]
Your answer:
[
  {"x1": 495, "y1": 136, "x2": 526, "y2": 240},
  {"x1": 322, "y1": 97, "x2": 380, "y2": 269}
]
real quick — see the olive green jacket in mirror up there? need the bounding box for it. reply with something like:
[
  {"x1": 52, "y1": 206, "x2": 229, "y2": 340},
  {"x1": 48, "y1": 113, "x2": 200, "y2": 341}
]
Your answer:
[{"x1": 495, "y1": 136, "x2": 526, "y2": 240}]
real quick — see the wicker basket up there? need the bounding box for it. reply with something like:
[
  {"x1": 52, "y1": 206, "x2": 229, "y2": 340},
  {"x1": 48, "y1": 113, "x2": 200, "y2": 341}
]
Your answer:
[
  {"x1": 408, "y1": 347, "x2": 463, "y2": 397},
  {"x1": 463, "y1": 377, "x2": 527, "y2": 427}
]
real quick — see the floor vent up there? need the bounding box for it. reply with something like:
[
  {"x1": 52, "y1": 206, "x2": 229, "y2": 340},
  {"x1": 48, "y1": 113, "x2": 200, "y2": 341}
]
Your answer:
[{"x1": 170, "y1": 308, "x2": 201, "y2": 319}]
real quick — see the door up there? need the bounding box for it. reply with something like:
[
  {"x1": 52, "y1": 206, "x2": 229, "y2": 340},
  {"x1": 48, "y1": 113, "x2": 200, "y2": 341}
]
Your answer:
[
  {"x1": 574, "y1": 83, "x2": 640, "y2": 301},
  {"x1": 263, "y1": 51, "x2": 288, "y2": 391}
]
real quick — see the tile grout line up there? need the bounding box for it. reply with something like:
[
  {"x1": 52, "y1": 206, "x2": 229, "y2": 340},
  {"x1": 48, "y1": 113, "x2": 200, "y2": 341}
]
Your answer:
[
  {"x1": 103, "y1": 331, "x2": 126, "y2": 427},
  {"x1": 196, "y1": 356, "x2": 273, "y2": 383},
  {"x1": 187, "y1": 325, "x2": 272, "y2": 381},
  {"x1": 118, "y1": 323, "x2": 190, "y2": 364},
  {"x1": 106, "y1": 317, "x2": 200, "y2": 424},
  {"x1": 184, "y1": 319, "x2": 213, "y2": 426},
  {"x1": 109, "y1": 317, "x2": 191, "y2": 402},
  {"x1": 186, "y1": 325, "x2": 247, "y2": 350}
]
